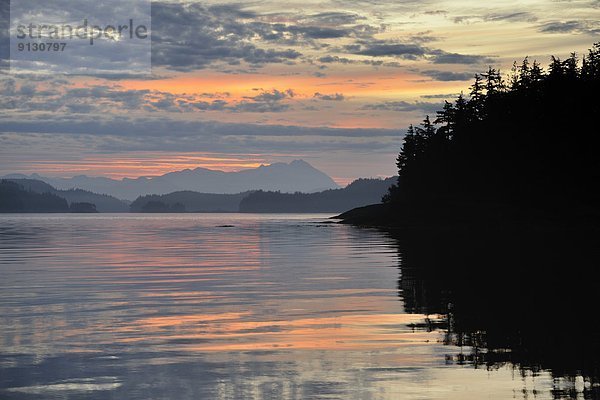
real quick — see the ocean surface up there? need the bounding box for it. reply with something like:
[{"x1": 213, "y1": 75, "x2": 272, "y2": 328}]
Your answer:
[{"x1": 0, "y1": 214, "x2": 595, "y2": 399}]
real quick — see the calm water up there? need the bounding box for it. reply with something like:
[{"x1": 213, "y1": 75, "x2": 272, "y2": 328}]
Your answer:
[{"x1": 0, "y1": 214, "x2": 596, "y2": 399}]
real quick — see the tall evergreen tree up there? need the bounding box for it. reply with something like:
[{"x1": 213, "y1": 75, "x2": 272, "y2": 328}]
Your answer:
[{"x1": 383, "y1": 42, "x2": 600, "y2": 212}]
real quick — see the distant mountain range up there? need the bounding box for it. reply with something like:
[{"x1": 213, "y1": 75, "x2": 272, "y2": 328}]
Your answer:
[
  {"x1": 2, "y1": 160, "x2": 339, "y2": 201},
  {"x1": 1, "y1": 176, "x2": 395, "y2": 214}
]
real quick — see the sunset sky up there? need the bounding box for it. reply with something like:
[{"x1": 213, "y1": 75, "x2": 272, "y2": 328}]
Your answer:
[{"x1": 1, "y1": 0, "x2": 599, "y2": 185}]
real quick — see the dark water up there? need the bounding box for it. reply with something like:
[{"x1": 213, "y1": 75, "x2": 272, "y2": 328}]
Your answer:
[{"x1": 0, "y1": 214, "x2": 598, "y2": 399}]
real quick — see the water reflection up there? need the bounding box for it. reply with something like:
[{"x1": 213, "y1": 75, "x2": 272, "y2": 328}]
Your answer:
[
  {"x1": 0, "y1": 214, "x2": 597, "y2": 399},
  {"x1": 394, "y1": 229, "x2": 600, "y2": 399}
]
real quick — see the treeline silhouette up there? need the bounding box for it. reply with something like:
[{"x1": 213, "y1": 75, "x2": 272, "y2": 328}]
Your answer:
[
  {"x1": 6, "y1": 178, "x2": 128, "y2": 212},
  {"x1": 130, "y1": 191, "x2": 249, "y2": 212},
  {"x1": 135, "y1": 200, "x2": 187, "y2": 213},
  {"x1": 0, "y1": 180, "x2": 69, "y2": 212},
  {"x1": 0, "y1": 180, "x2": 101, "y2": 213},
  {"x1": 128, "y1": 177, "x2": 396, "y2": 213},
  {"x1": 239, "y1": 177, "x2": 396, "y2": 213},
  {"x1": 68, "y1": 202, "x2": 98, "y2": 213},
  {"x1": 384, "y1": 43, "x2": 600, "y2": 224}
]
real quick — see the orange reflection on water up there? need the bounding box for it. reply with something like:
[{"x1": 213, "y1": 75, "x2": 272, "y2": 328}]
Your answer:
[
  {"x1": 130, "y1": 312, "x2": 253, "y2": 329},
  {"x1": 118, "y1": 312, "x2": 440, "y2": 352}
]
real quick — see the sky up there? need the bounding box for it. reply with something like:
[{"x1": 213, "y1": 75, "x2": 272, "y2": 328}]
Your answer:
[{"x1": 1, "y1": 0, "x2": 599, "y2": 185}]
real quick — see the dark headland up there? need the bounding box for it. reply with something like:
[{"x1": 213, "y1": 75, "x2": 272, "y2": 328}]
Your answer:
[
  {"x1": 337, "y1": 43, "x2": 600, "y2": 233},
  {"x1": 337, "y1": 46, "x2": 600, "y2": 389}
]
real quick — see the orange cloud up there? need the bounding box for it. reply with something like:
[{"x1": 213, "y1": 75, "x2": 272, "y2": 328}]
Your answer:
[{"x1": 119, "y1": 69, "x2": 456, "y2": 101}]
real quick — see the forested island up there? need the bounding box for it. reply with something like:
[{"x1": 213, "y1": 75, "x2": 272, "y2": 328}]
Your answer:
[{"x1": 339, "y1": 43, "x2": 600, "y2": 229}]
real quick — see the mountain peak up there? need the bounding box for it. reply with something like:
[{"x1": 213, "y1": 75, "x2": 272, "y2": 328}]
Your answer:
[
  {"x1": 289, "y1": 159, "x2": 312, "y2": 168},
  {"x1": 2, "y1": 160, "x2": 339, "y2": 200}
]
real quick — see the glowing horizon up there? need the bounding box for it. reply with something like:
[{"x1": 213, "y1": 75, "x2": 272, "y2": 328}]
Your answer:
[{"x1": 2, "y1": 0, "x2": 598, "y2": 182}]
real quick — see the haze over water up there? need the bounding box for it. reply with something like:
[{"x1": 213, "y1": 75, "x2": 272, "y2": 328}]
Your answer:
[{"x1": 0, "y1": 214, "x2": 587, "y2": 399}]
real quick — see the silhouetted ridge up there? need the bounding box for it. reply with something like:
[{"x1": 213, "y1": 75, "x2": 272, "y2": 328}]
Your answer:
[
  {"x1": 5, "y1": 178, "x2": 129, "y2": 212},
  {"x1": 0, "y1": 180, "x2": 69, "y2": 212},
  {"x1": 239, "y1": 177, "x2": 396, "y2": 213}
]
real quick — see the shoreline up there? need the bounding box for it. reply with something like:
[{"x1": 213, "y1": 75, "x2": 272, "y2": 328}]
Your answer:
[{"x1": 334, "y1": 202, "x2": 600, "y2": 234}]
